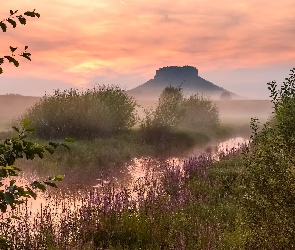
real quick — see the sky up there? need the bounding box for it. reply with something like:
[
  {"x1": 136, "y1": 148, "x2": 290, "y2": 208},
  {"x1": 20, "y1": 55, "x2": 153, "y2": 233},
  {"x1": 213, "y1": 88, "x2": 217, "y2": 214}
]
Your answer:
[{"x1": 1, "y1": 0, "x2": 295, "y2": 99}]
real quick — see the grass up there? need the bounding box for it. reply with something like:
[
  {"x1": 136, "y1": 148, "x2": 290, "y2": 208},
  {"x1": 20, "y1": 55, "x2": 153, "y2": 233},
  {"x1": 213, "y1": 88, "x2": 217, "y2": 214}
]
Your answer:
[
  {"x1": 18, "y1": 128, "x2": 220, "y2": 186},
  {"x1": 0, "y1": 145, "x2": 246, "y2": 249}
]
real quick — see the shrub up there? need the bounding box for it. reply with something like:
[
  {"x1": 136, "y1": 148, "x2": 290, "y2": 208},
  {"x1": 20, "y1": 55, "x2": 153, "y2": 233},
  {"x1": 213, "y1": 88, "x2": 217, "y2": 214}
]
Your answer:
[
  {"x1": 155, "y1": 85, "x2": 185, "y2": 128},
  {"x1": 23, "y1": 85, "x2": 138, "y2": 139},
  {"x1": 243, "y1": 68, "x2": 295, "y2": 249},
  {"x1": 139, "y1": 86, "x2": 185, "y2": 144},
  {"x1": 179, "y1": 94, "x2": 220, "y2": 132},
  {"x1": 140, "y1": 87, "x2": 220, "y2": 144}
]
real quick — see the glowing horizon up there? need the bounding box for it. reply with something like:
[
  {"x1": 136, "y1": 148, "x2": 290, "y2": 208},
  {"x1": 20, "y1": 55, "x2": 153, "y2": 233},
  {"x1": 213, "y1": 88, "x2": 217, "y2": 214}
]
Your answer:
[{"x1": 1, "y1": 0, "x2": 295, "y2": 98}]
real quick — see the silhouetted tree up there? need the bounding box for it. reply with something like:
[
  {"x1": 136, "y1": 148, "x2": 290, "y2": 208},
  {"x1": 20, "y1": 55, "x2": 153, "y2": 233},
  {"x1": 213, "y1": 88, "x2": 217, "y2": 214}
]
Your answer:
[{"x1": 220, "y1": 91, "x2": 232, "y2": 100}]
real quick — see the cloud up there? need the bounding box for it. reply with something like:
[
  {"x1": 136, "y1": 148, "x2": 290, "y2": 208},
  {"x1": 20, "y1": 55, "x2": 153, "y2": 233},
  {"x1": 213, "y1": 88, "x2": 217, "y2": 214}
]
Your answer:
[{"x1": 0, "y1": 0, "x2": 295, "y2": 97}]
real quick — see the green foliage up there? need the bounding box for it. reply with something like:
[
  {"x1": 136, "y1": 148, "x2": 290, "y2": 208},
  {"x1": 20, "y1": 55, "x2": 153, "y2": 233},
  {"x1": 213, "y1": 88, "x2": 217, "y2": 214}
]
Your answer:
[
  {"x1": 0, "y1": 150, "x2": 245, "y2": 249},
  {"x1": 0, "y1": 8, "x2": 66, "y2": 215},
  {"x1": 22, "y1": 85, "x2": 138, "y2": 139},
  {"x1": 0, "y1": 121, "x2": 66, "y2": 212},
  {"x1": 154, "y1": 85, "x2": 185, "y2": 128},
  {"x1": 243, "y1": 68, "x2": 295, "y2": 249},
  {"x1": 179, "y1": 94, "x2": 220, "y2": 132},
  {"x1": 0, "y1": 10, "x2": 39, "y2": 74},
  {"x1": 140, "y1": 86, "x2": 186, "y2": 146},
  {"x1": 140, "y1": 86, "x2": 220, "y2": 145}
]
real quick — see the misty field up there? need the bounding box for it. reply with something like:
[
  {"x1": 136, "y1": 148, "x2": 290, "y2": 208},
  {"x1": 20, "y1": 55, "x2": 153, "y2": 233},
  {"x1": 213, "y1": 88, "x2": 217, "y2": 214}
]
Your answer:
[{"x1": 1, "y1": 76, "x2": 295, "y2": 249}]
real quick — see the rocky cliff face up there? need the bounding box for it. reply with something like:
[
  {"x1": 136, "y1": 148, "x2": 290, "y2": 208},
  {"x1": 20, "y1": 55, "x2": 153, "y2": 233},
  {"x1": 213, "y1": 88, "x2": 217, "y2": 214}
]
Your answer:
[
  {"x1": 154, "y1": 66, "x2": 199, "y2": 83},
  {"x1": 128, "y1": 66, "x2": 232, "y2": 100}
]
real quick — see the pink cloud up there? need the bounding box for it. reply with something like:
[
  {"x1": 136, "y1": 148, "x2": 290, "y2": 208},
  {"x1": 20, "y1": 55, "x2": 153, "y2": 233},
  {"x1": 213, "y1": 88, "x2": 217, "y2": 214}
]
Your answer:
[{"x1": 0, "y1": 0, "x2": 294, "y2": 90}]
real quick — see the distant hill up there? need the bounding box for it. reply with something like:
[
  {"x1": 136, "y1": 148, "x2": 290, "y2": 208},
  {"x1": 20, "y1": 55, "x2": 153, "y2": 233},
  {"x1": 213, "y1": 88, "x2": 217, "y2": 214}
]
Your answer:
[
  {"x1": 128, "y1": 66, "x2": 236, "y2": 100},
  {"x1": 0, "y1": 94, "x2": 40, "y2": 130}
]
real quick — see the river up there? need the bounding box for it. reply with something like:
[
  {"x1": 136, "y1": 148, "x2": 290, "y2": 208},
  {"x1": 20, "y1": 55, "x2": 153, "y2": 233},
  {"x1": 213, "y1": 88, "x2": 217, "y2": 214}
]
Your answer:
[{"x1": 1, "y1": 136, "x2": 248, "y2": 221}]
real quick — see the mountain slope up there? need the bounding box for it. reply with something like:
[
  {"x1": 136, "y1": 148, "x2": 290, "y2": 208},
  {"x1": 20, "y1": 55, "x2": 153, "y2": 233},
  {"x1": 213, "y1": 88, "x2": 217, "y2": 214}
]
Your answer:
[{"x1": 128, "y1": 66, "x2": 234, "y2": 100}]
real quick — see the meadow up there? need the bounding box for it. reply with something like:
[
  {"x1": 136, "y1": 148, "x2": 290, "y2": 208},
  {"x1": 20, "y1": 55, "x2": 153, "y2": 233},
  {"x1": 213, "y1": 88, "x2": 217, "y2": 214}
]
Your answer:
[{"x1": 0, "y1": 76, "x2": 293, "y2": 249}]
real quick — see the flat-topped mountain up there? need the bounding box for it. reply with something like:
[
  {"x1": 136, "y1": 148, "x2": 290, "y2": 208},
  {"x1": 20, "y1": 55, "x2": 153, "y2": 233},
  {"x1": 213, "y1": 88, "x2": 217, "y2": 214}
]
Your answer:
[{"x1": 128, "y1": 66, "x2": 235, "y2": 100}]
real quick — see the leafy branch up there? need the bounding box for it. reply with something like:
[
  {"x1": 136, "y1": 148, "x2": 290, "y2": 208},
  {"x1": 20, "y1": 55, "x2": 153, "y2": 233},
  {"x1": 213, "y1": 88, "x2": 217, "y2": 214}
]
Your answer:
[
  {"x1": 0, "y1": 120, "x2": 72, "y2": 213},
  {"x1": 0, "y1": 9, "x2": 40, "y2": 74}
]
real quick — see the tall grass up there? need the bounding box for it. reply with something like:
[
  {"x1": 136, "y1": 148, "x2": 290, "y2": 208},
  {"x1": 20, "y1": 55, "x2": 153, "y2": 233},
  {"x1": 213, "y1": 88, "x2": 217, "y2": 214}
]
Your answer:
[{"x1": 0, "y1": 145, "x2": 246, "y2": 249}]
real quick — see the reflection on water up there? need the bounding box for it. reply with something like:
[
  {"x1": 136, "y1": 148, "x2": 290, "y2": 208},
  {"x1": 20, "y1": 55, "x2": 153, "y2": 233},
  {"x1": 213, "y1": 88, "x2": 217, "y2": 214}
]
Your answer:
[
  {"x1": 2, "y1": 137, "x2": 249, "y2": 219},
  {"x1": 118, "y1": 137, "x2": 249, "y2": 187}
]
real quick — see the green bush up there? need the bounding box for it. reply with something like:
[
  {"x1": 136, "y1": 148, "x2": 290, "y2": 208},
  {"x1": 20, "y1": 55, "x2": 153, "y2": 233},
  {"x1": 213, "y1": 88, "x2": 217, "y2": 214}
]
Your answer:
[
  {"x1": 139, "y1": 86, "x2": 184, "y2": 144},
  {"x1": 140, "y1": 86, "x2": 220, "y2": 144},
  {"x1": 243, "y1": 68, "x2": 295, "y2": 249},
  {"x1": 23, "y1": 85, "x2": 138, "y2": 139},
  {"x1": 179, "y1": 94, "x2": 220, "y2": 132}
]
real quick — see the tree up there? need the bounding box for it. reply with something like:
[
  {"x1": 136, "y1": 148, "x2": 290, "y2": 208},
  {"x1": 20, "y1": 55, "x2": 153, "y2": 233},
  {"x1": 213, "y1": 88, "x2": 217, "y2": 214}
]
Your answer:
[
  {"x1": 154, "y1": 86, "x2": 185, "y2": 128},
  {"x1": 243, "y1": 68, "x2": 295, "y2": 249},
  {"x1": 180, "y1": 94, "x2": 220, "y2": 131},
  {"x1": 0, "y1": 9, "x2": 68, "y2": 213},
  {"x1": 140, "y1": 86, "x2": 185, "y2": 144},
  {"x1": 220, "y1": 91, "x2": 232, "y2": 101}
]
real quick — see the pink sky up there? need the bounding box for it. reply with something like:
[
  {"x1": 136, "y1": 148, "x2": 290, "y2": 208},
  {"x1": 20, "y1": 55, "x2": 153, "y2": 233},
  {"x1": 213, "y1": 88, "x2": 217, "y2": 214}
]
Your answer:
[{"x1": 1, "y1": 0, "x2": 295, "y2": 98}]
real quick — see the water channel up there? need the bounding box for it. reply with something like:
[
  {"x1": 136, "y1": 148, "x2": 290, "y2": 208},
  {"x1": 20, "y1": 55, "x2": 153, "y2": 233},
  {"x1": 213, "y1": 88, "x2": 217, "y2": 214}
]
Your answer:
[{"x1": 3, "y1": 137, "x2": 248, "y2": 217}]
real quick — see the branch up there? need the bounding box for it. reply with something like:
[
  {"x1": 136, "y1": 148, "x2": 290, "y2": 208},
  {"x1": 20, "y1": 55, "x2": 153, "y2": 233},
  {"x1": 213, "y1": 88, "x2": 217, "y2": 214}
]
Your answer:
[
  {"x1": 0, "y1": 10, "x2": 39, "y2": 74},
  {"x1": 0, "y1": 46, "x2": 31, "y2": 74},
  {"x1": 0, "y1": 9, "x2": 40, "y2": 32}
]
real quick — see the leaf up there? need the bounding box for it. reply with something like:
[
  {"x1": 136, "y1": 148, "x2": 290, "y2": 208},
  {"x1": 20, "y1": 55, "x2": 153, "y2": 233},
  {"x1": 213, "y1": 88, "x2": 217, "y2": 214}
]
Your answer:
[
  {"x1": 24, "y1": 46, "x2": 29, "y2": 50},
  {"x1": 19, "y1": 134, "x2": 27, "y2": 140},
  {"x1": 4, "y1": 56, "x2": 19, "y2": 67},
  {"x1": 9, "y1": 179, "x2": 16, "y2": 186},
  {"x1": 17, "y1": 16, "x2": 26, "y2": 25},
  {"x1": 24, "y1": 127, "x2": 35, "y2": 132},
  {"x1": 9, "y1": 46, "x2": 18, "y2": 53},
  {"x1": 65, "y1": 137, "x2": 74, "y2": 143},
  {"x1": 4, "y1": 193, "x2": 14, "y2": 206},
  {"x1": 61, "y1": 143, "x2": 70, "y2": 150},
  {"x1": 24, "y1": 11, "x2": 35, "y2": 17},
  {"x1": 54, "y1": 174, "x2": 64, "y2": 181},
  {"x1": 10, "y1": 10, "x2": 14, "y2": 15},
  {"x1": 35, "y1": 13, "x2": 41, "y2": 18},
  {"x1": 22, "y1": 119, "x2": 30, "y2": 127},
  {"x1": 45, "y1": 146, "x2": 54, "y2": 154},
  {"x1": 0, "y1": 67, "x2": 3, "y2": 74},
  {"x1": 7, "y1": 18, "x2": 17, "y2": 28},
  {"x1": 20, "y1": 52, "x2": 31, "y2": 61},
  {"x1": 37, "y1": 152, "x2": 44, "y2": 159},
  {"x1": 44, "y1": 181, "x2": 58, "y2": 188},
  {"x1": 0, "y1": 203, "x2": 7, "y2": 213},
  {"x1": 49, "y1": 174, "x2": 63, "y2": 182},
  {"x1": 0, "y1": 58, "x2": 4, "y2": 65},
  {"x1": 26, "y1": 187, "x2": 37, "y2": 199},
  {"x1": 11, "y1": 215, "x2": 20, "y2": 220},
  {"x1": 12, "y1": 126, "x2": 19, "y2": 133},
  {"x1": 49, "y1": 142, "x2": 59, "y2": 149},
  {"x1": 12, "y1": 166, "x2": 21, "y2": 171},
  {"x1": 0, "y1": 21, "x2": 7, "y2": 32},
  {"x1": 31, "y1": 181, "x2": 46, "y2": 192}
]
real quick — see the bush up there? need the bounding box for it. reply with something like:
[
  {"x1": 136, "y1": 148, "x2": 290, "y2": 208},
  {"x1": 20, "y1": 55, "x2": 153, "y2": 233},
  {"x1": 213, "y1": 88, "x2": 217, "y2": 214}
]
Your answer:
[
  {"x1": 179, "y1": 94, "x2": 220, "y2": 132},
  {"x1": 243, "y1": 68, "x2": 295, "y2": 249},
  {"x1": 154, "y1": 86, "x2": 185, "y2": 128},
  {"x1": 140, "y1": 86, "x2": 185, "y2": 144},
  {"x1": 22, "y1": 85, "x2": 138, "y2": 139},
  {"x1": 140, "y1": 87, "x2": 220, "y2": 145}
]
